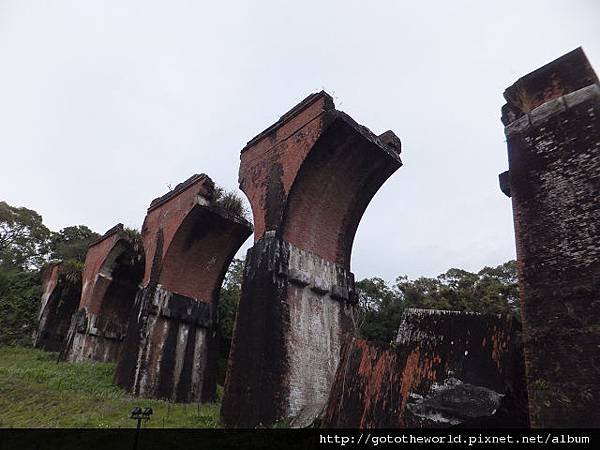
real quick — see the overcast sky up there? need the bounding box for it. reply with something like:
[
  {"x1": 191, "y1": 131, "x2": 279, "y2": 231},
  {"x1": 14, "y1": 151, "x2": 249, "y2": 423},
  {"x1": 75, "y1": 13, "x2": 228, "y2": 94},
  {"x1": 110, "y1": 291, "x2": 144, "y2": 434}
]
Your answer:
[{"x1": 1, "y1": 1, "x2": 598, "y2": 282}]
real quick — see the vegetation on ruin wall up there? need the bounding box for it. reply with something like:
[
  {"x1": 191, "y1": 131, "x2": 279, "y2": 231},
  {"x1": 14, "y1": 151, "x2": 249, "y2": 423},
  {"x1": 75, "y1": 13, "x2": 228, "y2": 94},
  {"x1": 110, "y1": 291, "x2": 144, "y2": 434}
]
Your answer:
[
  {"x1": 0, "y1": 346, "x2": 220, "y2": 427},
  {"x1": 212, "y1": 186, "x2": 250, "y2": 220}
]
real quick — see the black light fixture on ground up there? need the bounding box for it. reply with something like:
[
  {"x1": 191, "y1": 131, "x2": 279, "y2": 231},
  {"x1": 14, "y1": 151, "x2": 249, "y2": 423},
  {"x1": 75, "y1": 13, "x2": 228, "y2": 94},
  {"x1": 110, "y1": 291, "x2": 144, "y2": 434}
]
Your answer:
[{"x1": 130, "y1": 406, "x2": 152, "y2": 450}]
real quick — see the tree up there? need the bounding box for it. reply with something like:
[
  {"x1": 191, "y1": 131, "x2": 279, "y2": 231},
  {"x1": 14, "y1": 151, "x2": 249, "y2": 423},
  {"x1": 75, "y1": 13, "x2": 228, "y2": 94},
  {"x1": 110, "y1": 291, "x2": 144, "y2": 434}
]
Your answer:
[
  {"x1": 0, "y1": 268, "x2": 42, "y2": 345},
  {"x1": 216, "y1": 258, "x2": 245, "y2": 383},
  {"x1": 355, "y1": 278, "x2": 403, "y2": 343},
  {"x1": 0, "y1": 201, "x2": 50, "y2": 270},
  {"x1": 475, "y1": 261, "x2": 519, "y2": 316},
  {"x1": 47, "y1": 225, "x2": 100, "y2": 263},
  {"x1": 0, "y1": 201, "x2": 103, "y2": 345}
]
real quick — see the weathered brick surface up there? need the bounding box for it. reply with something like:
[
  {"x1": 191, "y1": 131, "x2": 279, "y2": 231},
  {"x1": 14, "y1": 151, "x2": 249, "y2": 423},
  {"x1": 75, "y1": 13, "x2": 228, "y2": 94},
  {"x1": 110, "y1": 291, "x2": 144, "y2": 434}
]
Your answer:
[
  {"x1": 62, "y1": 224, "x2": 144, "y2": 363},
  {"x1": 32, "y1": 261, "x2": 81, "y2": 352},
  {"x1": 221, "y1": 237, "x2": 354, "y2": 427},
  {"x1": 239, "y1": 92, "x2": 401, "y2": 268},
  {"x1": 320, "y1": 309, "x2": 528, "y2": 428},
  {"x1": 501, "y1": 48, "x2": 600, "y2": 427},
  {"x1": 222, "y1": 92, "x2": 402, "y2": 427},
  {"x1": 114, "y1": 175, "x2": 252, "y2": 403}
]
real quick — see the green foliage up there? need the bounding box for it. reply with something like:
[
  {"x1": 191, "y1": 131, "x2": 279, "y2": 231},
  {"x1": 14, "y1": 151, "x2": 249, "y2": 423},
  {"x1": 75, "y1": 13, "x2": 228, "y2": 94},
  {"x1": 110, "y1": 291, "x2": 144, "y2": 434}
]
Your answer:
[
  {"x1": 356, "y1": 261, "x2": 520, "y2": 343},
  {"x1": 60, "y1": 259, "x2": 85, "y2": 285},
  {"x1": 212, "y1": 187, "x2": 249, "y2": 220},
  {"x1": 476, "y1": 260, "x2": 520, "y2": 314},
  {"x1": 216, "y1": 258, "x2": 245, "y2": 383},
  {"x1": 0, "y1": 201, "x2": 50, "y2": 270},
  {"x1": 0, "y1": 346, "x2": 220, "y2": 427},
  {"x1": 0, "y1": 201, "x2": 98, "y2": 347},
  {"x1": 354, "y1": 278, "x2": 404, "y2": 344},
  {"x1": 123, "y1": 227, "x2": 144, "y2": 255},
  {"x1": 0, "y1": 269, "x2": 41, "y2": 346},
  {"x1": 46, "y1": 225, "x2": 100, "y2": 264}
]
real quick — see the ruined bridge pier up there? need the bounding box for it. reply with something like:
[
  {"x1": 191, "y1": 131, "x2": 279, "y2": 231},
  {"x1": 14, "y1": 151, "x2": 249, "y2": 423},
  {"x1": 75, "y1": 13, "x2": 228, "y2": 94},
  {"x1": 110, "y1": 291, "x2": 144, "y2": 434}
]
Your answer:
[
  {"x1": 33, "y1": 261, "x2": 82, "y2": 352},
  {"x1": 114, "y1": 174, "x2": 252, "y2": 403},
  {"x1": 500, "y1": 48, "x2": 600, "y2": 427},
  {"x1": 62, "y1": 224, "x2": 144, "y2": 363},
  {"x1": 221, "y1": 92, "x2": 402, "y2": 427}
]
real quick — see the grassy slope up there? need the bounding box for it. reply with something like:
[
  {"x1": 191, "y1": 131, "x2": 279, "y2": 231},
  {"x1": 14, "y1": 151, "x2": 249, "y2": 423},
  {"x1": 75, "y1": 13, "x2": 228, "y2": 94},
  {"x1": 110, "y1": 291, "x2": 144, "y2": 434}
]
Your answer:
[{"x1": 0, "y1": 346, "x2": 220, "y2": 428}]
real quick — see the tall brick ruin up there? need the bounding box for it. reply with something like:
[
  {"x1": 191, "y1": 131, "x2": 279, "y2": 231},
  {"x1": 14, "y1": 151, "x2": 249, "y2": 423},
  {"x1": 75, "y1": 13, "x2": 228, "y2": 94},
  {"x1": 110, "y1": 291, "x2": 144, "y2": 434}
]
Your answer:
[
  {"x1": 221, "y1": 92, "x2": 402, "y2": 427},
  {"x1": 62, "y1": 224, "x2": 144, "y2": 363},
  {"x1": 32, "y1": 261, "x2": 82, "y2": 352},
  {"x1": 114, "y1": 174, "x2": 252, "y2": 403},
  {"x1": 500, "y1": 48, "x2": 600, "y2": 427}
]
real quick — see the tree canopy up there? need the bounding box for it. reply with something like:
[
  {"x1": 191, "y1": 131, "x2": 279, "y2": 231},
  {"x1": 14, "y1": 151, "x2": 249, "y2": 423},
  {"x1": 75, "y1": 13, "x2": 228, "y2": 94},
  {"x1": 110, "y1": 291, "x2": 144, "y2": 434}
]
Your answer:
[
  {"x1": 216, "y1": 258, "x2": 245, "y2": 383},
  {"x1": 0, "y1": 201, "x2": 50, "y2": 270},
  {"x1": 47, "y1": 225, "x2": 100, "y2": 264},
  {"x1": 356, "y1": 261, "x2": 519, "y2": 342},
  {"x1": 0, "y1": 200, "x2": 101, "y2": 345}
]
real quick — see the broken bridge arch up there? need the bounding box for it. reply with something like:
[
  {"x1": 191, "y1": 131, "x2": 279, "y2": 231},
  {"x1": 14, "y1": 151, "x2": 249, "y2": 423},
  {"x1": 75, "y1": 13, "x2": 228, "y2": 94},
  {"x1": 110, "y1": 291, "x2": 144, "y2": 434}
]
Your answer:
[
  {"x1": 63, "y1": 224, "x2": 144, "y2": 363},
  {"x1": 114, "y1": 174, "x2": 252, "y2": 403},
  {"x1": 222, "y1": 91, "x2": 402, "y2": 427}
]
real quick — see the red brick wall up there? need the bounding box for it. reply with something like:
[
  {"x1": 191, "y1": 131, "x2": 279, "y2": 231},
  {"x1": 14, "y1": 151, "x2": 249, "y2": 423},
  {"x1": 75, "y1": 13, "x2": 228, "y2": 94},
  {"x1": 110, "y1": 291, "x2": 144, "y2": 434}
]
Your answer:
[
  {"x1": 80, "y1": 225, "x2": 129, "y2": 315},
  {"x1": 140, "y1": 174, "x2": 251, "y2": 302},
  {"x1": 40, "y1": 262, "x2": 61, "y2": 307},
  {"x1": 141, "y1": 174, "x2": 214, "y2": 288},
  {"x1": 502, "y1": 47, "x2": 599, "y2": 121},
  {"x1": 321, "y1": 310, "x2": 527, "y2": 428},
  {"x1": 239, "y1": 92, "x2": 401, "y2": 268},
  {"x1": 158, "y1": 208, "x2": 253, "y2": 302},
  {"x1": 239, "y1": 93, "x2": 334, "y2": 241},
  {"x1": 281, "y1": 121, "x2": 399, "y2": 268}
]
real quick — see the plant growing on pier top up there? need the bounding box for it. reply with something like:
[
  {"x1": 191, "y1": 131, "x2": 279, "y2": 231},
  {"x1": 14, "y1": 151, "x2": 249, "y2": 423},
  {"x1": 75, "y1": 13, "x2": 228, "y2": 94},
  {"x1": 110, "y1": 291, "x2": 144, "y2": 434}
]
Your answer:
[{"x1": 211, "y1": 187, "x2": 249, "y2": 221}]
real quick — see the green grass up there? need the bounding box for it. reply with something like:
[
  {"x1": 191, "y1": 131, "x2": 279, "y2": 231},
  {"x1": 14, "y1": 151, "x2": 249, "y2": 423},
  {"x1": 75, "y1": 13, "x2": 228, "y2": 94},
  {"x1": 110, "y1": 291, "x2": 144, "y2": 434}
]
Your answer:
[{"x1": 0, "y1": 346, "x2": 221, "y2": 428}]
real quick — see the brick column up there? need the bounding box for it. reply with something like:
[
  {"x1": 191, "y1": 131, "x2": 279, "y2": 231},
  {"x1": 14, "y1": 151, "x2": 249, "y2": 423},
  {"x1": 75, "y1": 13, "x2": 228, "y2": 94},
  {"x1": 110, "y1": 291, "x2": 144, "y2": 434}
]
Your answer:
[{"x1": 500, "y1": 48, "x2": 600, "y2": 427}]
